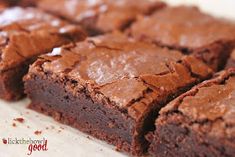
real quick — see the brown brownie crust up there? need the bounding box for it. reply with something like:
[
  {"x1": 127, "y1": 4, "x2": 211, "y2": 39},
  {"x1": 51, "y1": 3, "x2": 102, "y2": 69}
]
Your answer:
[
  {"x1": 129, "y1": 6, "x2": 235, "y2": 71},
  {"x1": 0, "y1": 0, "x2": 18, "y2": 7},
  {"x1": 36, "y1": 0, "x2": 166, "y2": 35},
  {"x1": 24, "y1": 32, "x2": 213, "y2": 155},
  {"x1": 0, "y1": 2, "x2": 7, "y2": 10},
  {"x1": 147, "y1": 68, "x2": 235, "y2": 157},
  {"x1": 0, "y1": 7, "x2": 86, "y2": 100}
]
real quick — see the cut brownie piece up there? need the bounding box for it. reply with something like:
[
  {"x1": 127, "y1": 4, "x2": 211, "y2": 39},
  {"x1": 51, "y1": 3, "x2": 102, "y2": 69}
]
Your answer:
[
  {"x1": 0, "y1": 7, "x2": 86, "y2": 101},
  {"x1": 24, "y1": 32, "x2": 213, "y2": 155},
  {"x1": 147, "y1": 68, "x2": 235, "y2": 157},
  {"x1": 129, "y1": 6, "x2": 235, "y2": 71},
  {"x1": 36, "y1": 0, "x2": 166, "y2": 35},
  {"x1": 0, "y1": 0, "x2": 18, "y2": 7},
  {"x1": 226, "y1": 49, "x2": 235, "y2": 69}
]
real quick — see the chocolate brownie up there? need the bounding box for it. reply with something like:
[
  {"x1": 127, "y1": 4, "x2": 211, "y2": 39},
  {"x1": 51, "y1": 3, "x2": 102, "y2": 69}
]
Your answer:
[
  {"x1": 147, "y1": 68, "x2": 235, "y2": 157},
  {"x1": 129, "y1": 6, "x2": 235, "y2": 71},
  {"x1": 18, "y1": 0, "x2": 36, "y2": 6},
  {"x1": 0, "y1": 7, "x2": 86, "y2": 101},
  {"x1": 226, "y1": 49, "x2": 235, "y2": 69},
  {"x1": 36, "y1": 0, "x2": 166, "y2": 35},
  {"x1": 0, "y1": 0, "x2": 18, "y2": 6},
  {"x1": 0, "y1": 2, "x2": 6, "y2": 11},
  {"x1": 0, "y1": 0, "x2": 34, "y2": 7},
  {"x1": 24, "y1": 32, "x2": 213, "y2": 155}
]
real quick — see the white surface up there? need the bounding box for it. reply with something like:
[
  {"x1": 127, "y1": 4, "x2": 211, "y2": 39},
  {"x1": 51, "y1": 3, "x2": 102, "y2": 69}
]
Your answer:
[{"x1": 0, "y1": 1, "x2": 235, "y2": 157}]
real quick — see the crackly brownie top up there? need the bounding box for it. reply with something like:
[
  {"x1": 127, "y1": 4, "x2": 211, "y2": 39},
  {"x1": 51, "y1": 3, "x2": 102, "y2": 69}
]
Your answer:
[
  {"x1": 31, "y1": 32, "x2": 212, "y2": 120},
  {"x1": 42, "y1": 33, "x2": 184, "y2": 85},
  {"x1": 37, "y1": 0, "x2": 165, "y2": 33},
  {"x1": 130, "y1": 6, "x2": 235, "y2": 49},
  {"x1": 160, "y1": 68, "x2": 235, "y2": 138},
  {"x1": 0, "y1": 7, "x2": 85, "y2": 71}
]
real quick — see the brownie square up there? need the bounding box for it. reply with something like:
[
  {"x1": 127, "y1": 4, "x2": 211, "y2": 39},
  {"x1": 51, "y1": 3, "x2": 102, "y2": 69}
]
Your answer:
[
  {"x1": 24, "y1": 32, "x2": 212, "y2": 155},
  {"x1": 36, "y1": 0, "x2": 166, "y2": 35},
  {"x1": 226, "y1": 49, "x2": 235, "y2": 69},
  {"x1": 147, "y1": 68, "x2": 235, "y2": 157},
  {"x1": 0, "y1": 7, "x2": 86, "y2": 101},
  {"x1": 129, "y1": 6, "x2": 235, "y2": 71}
]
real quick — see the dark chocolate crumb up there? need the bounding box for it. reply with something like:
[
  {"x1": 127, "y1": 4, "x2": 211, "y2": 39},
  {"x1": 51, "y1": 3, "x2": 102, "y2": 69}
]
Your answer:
[
  {"x1": 14, "y1": 118, "x2": 25, "y2": 123},
  {"x1": 12, "y1": 123, "x2": 16, "y2": 127},
  {"x1": 34, "y1": 130, "x2": 42, "y2": 135}
]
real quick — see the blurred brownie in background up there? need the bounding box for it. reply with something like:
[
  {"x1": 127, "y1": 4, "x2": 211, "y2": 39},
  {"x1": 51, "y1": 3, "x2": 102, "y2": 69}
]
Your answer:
[
  {"x1": 147, "y1": 68, "x2": 235, "y2": 157},
  {"x1": 129, "y1": 6, "x2": 235, "y2": 71},
  {"x1": 18, "y1": 0, "x2": 36, "y2": 6},
  {"x1": 0, "y1": 2, "x2": 6, "y2": 11},
  {"x1": 24, "y1": 32, "x2": 212, "y2": 155},
  {"x1": 36, "y1": 0, "x2": 166, "y2": 35},
  {"x1": 0, "y1": 0, "x2": 18, "y2": 6},
  {"x1": 0, "y1": 7, "x2": 86, "y2": 101},
  {"x1": 0, "y1": 0, "x2": 36, "y2": 7}
]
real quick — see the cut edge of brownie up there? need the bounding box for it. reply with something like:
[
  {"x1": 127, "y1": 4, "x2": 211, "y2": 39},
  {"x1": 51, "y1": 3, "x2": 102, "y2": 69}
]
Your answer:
[
  {"x1": 0, "y1": 59, "x2": 32, "y2": 100},
  {"x1": 24, "y1": 65, "x2": 135, "y2": 153},
  {"x1": 147, "y1": 68, "x2": 235, "y2": 157}
]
